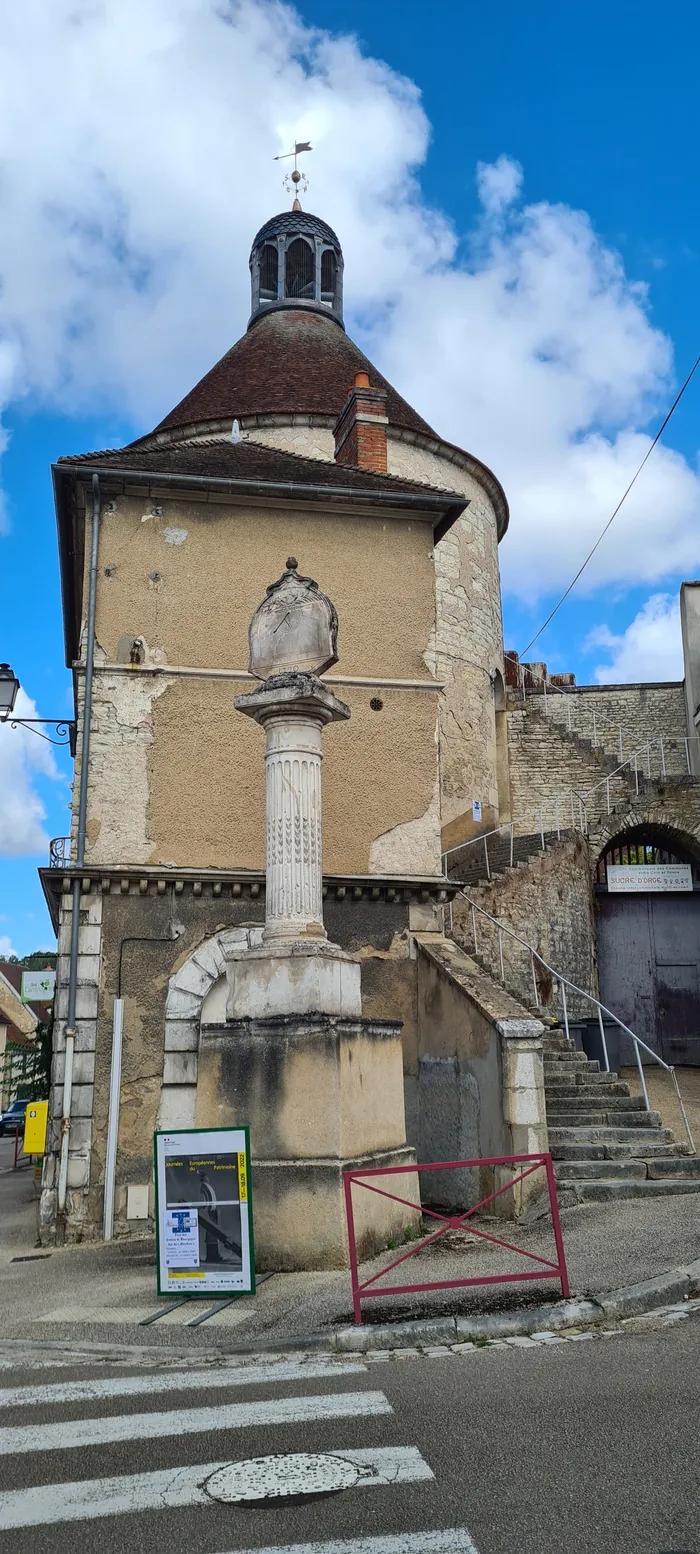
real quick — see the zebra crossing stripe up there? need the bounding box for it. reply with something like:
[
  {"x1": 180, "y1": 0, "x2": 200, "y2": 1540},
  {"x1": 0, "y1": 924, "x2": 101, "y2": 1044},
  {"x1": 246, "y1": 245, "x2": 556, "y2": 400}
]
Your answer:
[
  {"x1": 0, "y1": 1445, "x2": 432, "y2": 1529},
  {"x1": 210, "y1": 1535, "x2": 480, "y2": 1554},
  {"x1": 0, "y1": 1359, "x2": 366, "y2": 1410},
  {"x1": 0, "y1": 1389, "x2": 391, "y2": 1457}
]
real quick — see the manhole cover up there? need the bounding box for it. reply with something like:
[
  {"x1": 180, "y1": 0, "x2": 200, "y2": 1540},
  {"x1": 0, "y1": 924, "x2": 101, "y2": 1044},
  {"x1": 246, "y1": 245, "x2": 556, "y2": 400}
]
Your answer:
[{"x1": 204, "y1": 1452, "x2": 360, "y2": 1504}]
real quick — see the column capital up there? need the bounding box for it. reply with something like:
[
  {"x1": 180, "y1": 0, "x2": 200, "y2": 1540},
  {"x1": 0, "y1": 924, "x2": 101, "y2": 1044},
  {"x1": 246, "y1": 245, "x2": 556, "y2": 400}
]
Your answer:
[{"x1": 234, "y1": 671, "x2": 350, "y2": 728}]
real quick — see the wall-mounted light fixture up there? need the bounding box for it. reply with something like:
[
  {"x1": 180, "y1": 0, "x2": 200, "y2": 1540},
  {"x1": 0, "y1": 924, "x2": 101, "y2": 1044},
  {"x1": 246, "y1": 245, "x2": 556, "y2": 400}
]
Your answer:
[{"x1": 0, "y1": 663, "x2": 75, "y2": 748}]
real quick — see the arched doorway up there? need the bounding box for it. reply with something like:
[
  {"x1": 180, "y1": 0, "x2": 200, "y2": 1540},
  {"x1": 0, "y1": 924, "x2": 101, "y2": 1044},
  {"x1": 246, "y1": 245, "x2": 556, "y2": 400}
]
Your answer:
[{"x1": 596, "y1": 825, "x2": 700, "y2": 1065}]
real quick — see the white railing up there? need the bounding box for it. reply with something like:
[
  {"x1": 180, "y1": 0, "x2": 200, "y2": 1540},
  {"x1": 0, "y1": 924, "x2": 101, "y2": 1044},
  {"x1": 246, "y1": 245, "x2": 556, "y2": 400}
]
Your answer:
[
  {"x1": 443, "y1": 734, "x2": 700, "y2": 878},
  {"x1": 450, "y1": 888, "x2": 696, "y2": 1153}
]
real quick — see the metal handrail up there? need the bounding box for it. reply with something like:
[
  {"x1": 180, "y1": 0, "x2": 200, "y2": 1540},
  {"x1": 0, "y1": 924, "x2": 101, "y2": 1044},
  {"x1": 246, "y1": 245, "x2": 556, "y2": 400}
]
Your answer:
[
  {"x1": 442, "y1": 733, "x2": 700, "y2": 876},
  {"x1": 453, "y1": 887, "x2": 696, "y2": 1153}
]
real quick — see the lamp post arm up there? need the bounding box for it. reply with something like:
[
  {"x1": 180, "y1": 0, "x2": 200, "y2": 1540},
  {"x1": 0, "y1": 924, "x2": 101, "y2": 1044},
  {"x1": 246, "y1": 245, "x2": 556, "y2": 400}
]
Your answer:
[{"x1": 0, "y1": 717, "x2": 75, "y2": 748}]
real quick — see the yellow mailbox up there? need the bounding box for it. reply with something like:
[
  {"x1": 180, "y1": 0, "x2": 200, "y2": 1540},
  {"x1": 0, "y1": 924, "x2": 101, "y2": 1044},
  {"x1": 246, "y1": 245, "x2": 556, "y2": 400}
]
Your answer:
[{"x1": 23, "y1": 1100, "x2": 48, "y2": 1156}]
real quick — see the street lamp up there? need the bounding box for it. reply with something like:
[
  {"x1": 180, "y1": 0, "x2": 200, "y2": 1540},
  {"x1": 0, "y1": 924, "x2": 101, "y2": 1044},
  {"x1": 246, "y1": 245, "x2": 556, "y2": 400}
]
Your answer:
[
  {"x1": 0, "y1": 663, "x2": 19, "y2": 718},
  {"x1": 0, "y1": 662, "x2": 75, "y2": 748}
]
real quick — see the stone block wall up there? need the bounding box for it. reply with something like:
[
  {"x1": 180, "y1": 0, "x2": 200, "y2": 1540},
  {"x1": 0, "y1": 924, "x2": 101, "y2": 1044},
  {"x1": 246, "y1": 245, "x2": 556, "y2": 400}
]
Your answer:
[
  {"x1": 525, "y1": 683, "x2": 689, "y2": 774},
  {"x1": 450, "y1": 835, "x2": 597, "y2": 1020},
  {"x1": 506, "y1": 707, "x2": 624, "y2": 835},
  {"x1": 39, "y1": 892, "x2": 102, "y2": 1240},
  {"x1": 387, "y1": 436, "x2": 507, "y2": 842}
]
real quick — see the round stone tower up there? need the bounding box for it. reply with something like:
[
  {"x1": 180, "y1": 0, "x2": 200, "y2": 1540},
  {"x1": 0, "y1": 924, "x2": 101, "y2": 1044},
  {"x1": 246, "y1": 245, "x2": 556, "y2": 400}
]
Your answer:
[{"x1": 147, "y1": 205, "x2": 511, "y2": 854}]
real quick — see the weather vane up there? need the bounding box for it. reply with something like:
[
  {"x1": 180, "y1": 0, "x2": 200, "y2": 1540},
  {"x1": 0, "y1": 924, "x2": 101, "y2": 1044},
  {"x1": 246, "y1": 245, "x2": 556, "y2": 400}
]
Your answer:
[{"x1": 274, "y1": 140, "x2": 312, "y2": 210}]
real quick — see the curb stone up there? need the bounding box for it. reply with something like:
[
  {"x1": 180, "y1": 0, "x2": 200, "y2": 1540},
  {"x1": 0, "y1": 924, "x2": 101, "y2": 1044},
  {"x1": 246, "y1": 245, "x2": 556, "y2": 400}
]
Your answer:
[{"x1": 1, "y1": 1260, "x2": 699, "y2": 1364}]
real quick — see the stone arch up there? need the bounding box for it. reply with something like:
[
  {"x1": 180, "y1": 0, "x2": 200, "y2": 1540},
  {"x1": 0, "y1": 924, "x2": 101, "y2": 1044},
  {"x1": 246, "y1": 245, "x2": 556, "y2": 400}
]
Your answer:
[
  {"x1": 157, "y1": 925, "x2": 264, "y2": 1131},
  {"x1": 590, "y1": 803, "x2": 700, "y2": 876},
  {"x1": 592, "y1": 805, "x2": 700, "y2": 1066}
]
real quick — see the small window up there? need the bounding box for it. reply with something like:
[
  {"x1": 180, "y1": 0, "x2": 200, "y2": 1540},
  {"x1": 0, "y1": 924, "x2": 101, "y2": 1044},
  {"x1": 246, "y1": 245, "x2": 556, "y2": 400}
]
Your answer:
[
  {"x1": 320, "y1": 247, "x2": 337, "y2": 302},
  {"x1": 260, "y1": 244, "x2": 278, "y2": 299},
  {"x1": 285, "y1": 237, "x2": 315, "y2": 299}
]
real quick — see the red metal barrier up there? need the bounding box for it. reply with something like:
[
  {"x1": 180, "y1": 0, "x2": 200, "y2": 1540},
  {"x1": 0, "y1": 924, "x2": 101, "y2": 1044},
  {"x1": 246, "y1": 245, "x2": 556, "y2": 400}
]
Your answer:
[
  {"x1": 13, "y1": 1127, "x2": 31, "y2": 1171},
  {"x1": 343, "y1": 1152, "x2": 569, "y2": 1325}
]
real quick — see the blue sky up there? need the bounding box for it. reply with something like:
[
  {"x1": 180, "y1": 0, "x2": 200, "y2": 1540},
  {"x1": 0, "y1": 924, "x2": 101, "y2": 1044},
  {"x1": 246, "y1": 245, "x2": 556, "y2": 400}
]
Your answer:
[{"x1": 1, "y1": 0, "x2": 699, "y2": 955}]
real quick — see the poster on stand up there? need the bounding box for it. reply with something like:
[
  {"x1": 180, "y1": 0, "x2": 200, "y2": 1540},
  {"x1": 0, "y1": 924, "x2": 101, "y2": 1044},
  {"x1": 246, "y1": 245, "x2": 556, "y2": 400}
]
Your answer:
[{"x1": 154, "y1": 1126, "x2": 255, "y2": 1297}]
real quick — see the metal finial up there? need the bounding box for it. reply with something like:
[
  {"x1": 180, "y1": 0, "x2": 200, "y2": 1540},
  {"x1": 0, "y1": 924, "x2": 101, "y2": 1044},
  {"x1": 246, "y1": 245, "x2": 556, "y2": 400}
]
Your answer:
[
  {"x1": 273, "y1": 140, "x2": 312, "y2": 208},
  {"x1": 286, "y1": 556, "x2": 298, "y2": 571}
]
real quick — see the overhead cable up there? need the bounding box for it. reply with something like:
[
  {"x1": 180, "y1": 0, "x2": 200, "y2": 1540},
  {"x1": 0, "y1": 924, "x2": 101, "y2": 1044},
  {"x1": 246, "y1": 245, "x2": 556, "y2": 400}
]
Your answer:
[{"x1": 519, "y1": 354, "x2": 700, "y2": 659}]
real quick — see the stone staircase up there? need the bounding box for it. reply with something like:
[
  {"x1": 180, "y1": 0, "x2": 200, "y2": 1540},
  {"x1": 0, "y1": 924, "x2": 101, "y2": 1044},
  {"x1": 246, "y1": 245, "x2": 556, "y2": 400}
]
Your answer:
[
  {"x1": 446, "y1": 826, "x2": 572, "y2": 887},
  {"x1": 544, "y1": 1029, "x2": 700, "y2": 1204}
]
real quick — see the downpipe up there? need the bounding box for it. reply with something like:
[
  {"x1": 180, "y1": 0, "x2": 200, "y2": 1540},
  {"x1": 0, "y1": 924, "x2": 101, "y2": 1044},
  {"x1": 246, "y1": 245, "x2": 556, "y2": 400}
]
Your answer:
[{"x1": 56, "y1": 474, "x2": 101, "y2": 1242}]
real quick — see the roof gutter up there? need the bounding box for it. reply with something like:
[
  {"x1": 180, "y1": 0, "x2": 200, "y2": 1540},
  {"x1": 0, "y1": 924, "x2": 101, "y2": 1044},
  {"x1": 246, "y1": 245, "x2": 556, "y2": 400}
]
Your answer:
[{"x1": 53, "y1": 461, "x2": 466, "y2": 527}]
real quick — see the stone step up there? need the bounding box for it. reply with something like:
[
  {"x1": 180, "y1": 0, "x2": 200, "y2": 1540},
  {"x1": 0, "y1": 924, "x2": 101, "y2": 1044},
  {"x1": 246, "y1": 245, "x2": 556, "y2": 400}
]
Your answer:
[
  {"x1": 646, "y1": 1155, "x2": 700, "y2": 1179},
  {"x1": 558, "y1": 1178, "x2": 700, "y2": 1206},
  {"x1": 546, "y1": 1110, "x2": 663, "y2": 1129},
  {"x1": 543, "y1": 1052, "x2": 590, "y2": 1066},
  {"x1": 547, "y1": 1091, "x2": 645, "y2": 1109},
  {"x1": 548, "y1": 1125, "x2": 675, "y2": 1146},
  {"x1": 550, "y1": 1140, "x2": 685, "y2": 1161},
  {"x1": 546, "y1": 1097, "x2": 652, "y2": 1117},
  {"x1": 554, "y1": 1159, "x2": 648, "y2": 1181},
  {"x1": 544, "y1": 1080, "x2": 631, "y2": 1097}
]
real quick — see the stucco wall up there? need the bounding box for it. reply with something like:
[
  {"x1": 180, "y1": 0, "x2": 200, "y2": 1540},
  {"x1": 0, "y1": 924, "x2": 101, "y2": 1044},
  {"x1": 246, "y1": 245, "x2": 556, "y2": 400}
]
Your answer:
[
  {"x1": 237, "y1": 421, "x2": 509, "y2": 848},
  {"x1": 415, "y1": 937, "x2": 546, "y2": 1215},
  {"x1": 76, "y1": 490, "x2": 442, "y2": 875},
  {"x1": 91, "y1": 494, "x2": 436, "y2": 679}
]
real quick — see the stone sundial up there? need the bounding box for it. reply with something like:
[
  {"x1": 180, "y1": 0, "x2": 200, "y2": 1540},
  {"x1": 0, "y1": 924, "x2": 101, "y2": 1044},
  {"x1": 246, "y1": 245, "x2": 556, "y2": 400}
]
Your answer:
[{"x1": 248, "y1": 557, "x2": 338, "y2": 680}]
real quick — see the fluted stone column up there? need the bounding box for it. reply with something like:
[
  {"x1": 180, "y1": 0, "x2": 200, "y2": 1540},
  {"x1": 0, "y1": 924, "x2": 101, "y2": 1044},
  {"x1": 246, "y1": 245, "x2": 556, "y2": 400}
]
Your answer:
[
  {"x1": 237, "y1": 678, "x2": 347, "y2": 942},
  {"x1": 232, "y1": 672, "x2": 358, "y2": 1018}
]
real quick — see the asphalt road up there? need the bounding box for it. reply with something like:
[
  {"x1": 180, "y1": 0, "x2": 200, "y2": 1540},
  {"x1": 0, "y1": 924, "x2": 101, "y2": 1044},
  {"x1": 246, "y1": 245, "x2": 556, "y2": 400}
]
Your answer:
[{"x1": 0, "y1": 1317, "x2": 698, "y2": 1554}]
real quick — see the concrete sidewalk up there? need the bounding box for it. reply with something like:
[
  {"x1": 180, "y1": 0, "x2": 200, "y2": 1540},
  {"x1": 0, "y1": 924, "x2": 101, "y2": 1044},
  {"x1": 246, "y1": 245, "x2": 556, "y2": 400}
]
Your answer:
[{"x1": 1, "y1": 1146, "x2": 699, "y2": 1350}]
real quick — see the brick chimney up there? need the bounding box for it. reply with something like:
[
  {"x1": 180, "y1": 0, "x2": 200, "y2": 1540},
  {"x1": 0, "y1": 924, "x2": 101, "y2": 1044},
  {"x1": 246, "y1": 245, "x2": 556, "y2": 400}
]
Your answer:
[{"x1": 333, "y1": 371, "x2": 388, "y2": 473}]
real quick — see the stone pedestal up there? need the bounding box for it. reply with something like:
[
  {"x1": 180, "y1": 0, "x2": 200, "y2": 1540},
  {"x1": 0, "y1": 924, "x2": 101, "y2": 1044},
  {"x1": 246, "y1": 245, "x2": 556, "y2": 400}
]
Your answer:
[{"x1": 196, "y1": 1013, "x2": 421, "y2": 1270}]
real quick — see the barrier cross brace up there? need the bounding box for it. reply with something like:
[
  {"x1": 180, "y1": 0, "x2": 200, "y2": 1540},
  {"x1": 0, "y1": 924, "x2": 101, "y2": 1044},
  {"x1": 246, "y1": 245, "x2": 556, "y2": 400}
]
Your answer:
[{"x1": 343, "y1": 1152, "x2": 570, "y2": 1325}]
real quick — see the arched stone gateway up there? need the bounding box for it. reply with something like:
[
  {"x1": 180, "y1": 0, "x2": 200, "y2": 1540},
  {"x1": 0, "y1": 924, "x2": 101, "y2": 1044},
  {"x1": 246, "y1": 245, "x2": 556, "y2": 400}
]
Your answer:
[
  {"x1": 594, "y1": 820, "x2": 700, "y2": 1067},
  {"x1": 157, "y1": 926, "x2": 264, "y2": 1133}
]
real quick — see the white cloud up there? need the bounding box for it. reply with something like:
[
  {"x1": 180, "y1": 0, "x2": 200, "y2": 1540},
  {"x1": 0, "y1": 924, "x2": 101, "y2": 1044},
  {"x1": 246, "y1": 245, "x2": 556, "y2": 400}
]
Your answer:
[
  {"x1": 0, "y1": 935, "x2": 17, "y2": 958},
  {"x1": 586, "y1": 593, "x2": 683, "y2": 683},
  {"x1": 0, "y1": 0, "x2": 695, "y2": 608},
  {"x1": 0, "y1": 691, "x2": 58, "y2": 857},
  {"x1": 476, "y1": 154, "x2": 523, "y2": 216}
]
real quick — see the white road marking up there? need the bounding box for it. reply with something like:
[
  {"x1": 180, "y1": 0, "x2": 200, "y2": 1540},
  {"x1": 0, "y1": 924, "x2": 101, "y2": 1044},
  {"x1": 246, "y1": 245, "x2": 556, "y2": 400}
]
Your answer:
[
  {"x1": 210, "y1": 1535, "x2": 479, "y2": 1547},
  {"x1": 0, "y1": 1388, "x2": 391, "y2": 1457},
  {"x1": 37, "y1": 1306, "x2": 185, "y2": 1324},
  {"x1": 0, "y1": 1445, "x2": 432, "y2": 1529},
  {"x1": 0, "y1": 1359, "x2": 366, "y2": 1410},
  {"x1": 213, "y1": 1533, "x2": 479, "y2": 1554}
]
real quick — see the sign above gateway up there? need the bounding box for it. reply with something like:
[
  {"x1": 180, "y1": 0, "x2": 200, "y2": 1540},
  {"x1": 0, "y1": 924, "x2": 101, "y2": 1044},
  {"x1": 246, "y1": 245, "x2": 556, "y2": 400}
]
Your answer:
[{"x1": 607, "y1": 863, "x2": 694, "y2": 893}]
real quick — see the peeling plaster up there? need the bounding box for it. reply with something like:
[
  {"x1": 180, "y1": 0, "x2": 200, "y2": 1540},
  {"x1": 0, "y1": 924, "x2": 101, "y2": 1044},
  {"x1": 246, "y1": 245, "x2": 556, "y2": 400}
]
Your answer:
[{"x1": 369, "y1": 776, "x2": 442, "y2": 876}]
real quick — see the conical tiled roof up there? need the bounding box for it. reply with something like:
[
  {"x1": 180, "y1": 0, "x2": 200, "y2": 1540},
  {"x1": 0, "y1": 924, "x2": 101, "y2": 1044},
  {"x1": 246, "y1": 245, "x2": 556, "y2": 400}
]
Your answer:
[{"x1": 152, "y1": 307, "x2": 437, "y2": 441}]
